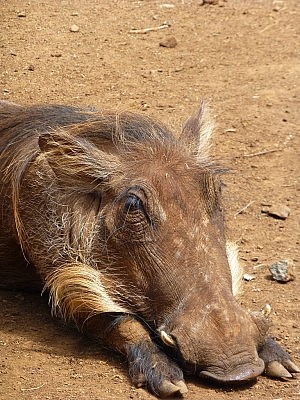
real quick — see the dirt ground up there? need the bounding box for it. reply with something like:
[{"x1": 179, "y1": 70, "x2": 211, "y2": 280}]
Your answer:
[{"x1": 0, "y1": 0, "x2": 299, "y2": 399}]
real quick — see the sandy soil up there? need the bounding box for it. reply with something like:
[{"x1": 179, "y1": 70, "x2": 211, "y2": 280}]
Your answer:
[{"x1": 0, "y1": 1, "x2": 299, "y2": 399}]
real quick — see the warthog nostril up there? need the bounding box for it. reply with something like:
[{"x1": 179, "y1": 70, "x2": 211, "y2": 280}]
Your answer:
[{"x1": 199, "y1": 358, "x2": 265, "y2": 383}]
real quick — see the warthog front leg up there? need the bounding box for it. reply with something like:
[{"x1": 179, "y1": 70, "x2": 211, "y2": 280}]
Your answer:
[
  {"x1": 44, "y1": 264, "x2": 187, "y2": 398},
  {"x1": 86, "y1": 314, "x2": 187, "y2": 398}
]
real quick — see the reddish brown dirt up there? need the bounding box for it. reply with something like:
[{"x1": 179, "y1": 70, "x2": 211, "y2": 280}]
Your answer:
[{"x1": 0, "y1": 1, "x2": 299, "y2": 399}]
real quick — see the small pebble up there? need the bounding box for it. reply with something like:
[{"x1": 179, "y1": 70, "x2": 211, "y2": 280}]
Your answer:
[
  {"x1": 262, "y1": 204, "x2": 290, "y2": 220},
  {"x1": 269, "y1": 260, "x2": 295, "y2": 283},
  {"x1": 243, "y1": 274, "x2": 255, "y2": 281},
  {"x1": 159, "y1": 36, "x2": 177, "y2": 48},
  {"x1": 200, "y1": 0, "x2": 219, "y2": 5},
  {"x1": 224, "y1": 128, "x2": 237, "y2": 133},
  {"x1": 273, "y1": 4, "x2": 283, "y2": 12},
  {"x1": 160, "y1": 3, "x2": 175, "y2": 8},
  {"x1": 17, "y1": 11, "x2": 26, "y2": 17},
  {"x1": 70, "y1": 24, "x2": 80, "y2": 32}
]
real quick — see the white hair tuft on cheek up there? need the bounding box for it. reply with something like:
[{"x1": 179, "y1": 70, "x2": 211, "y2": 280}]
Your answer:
[{"x1": 226, "y1": 242, "x2": 243, "y2": 297}]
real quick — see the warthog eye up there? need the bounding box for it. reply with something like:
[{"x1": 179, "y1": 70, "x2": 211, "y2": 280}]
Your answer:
[
  {"x1": 117, "y1": 186, "x2": 156, "y2": 233},
  {"x1": 124, "y1": 194, "x2": 144, "y2": 213}
]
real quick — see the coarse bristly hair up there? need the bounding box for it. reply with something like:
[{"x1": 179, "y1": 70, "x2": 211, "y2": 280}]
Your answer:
[
  {"x1": 0, "y1": 101, "x2": 229, "y2": 320},
  {"x1": 181, "y1": 100, "x2": 215, "y2": 162},
  {"x1": 43, "y1": 263, "x2": 129, "y2": 326},
  {"x1": 0, "y1": 102, "x2": 218, "y2": 250},
  {"x1": 226, "y1": 242, "x2": 243, "y2": 297}
]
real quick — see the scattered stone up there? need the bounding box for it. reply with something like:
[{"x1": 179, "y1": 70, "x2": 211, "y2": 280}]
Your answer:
[
  {"x1": 10, "y1": 50, "x2": 17, "y2": 56},
  {"x1": 28, "y1": 64, "x2": 35, "y2": 71},
  {"x1": 159, "y1": 36, "x2": 177, "y2": 48},
  {"x1": 70, "y1": 24, "x2": 80, "y2": 32},
  {"x1": 273, "y1": 1, "x2": 284, "y2": 12},
  {"x1": 262, "y1": 204, "x2": 290, "y2": 220},
  {"x1": 51, "y1": 52, "x2": 63, "y2": 58},
  {"x1": 269, "y1": 260, "x2": 295, "y2": 283},
  {"x1": 224, "y1": 128, "x2": 237, "y2": 133},
  {"x1": 173, "y1": 67, "x2": 184, "y2": 72},
  {"x1": 160, "y1": 3, "x2": 175, "y2": 8},
  {"x1": 200, "y1": 0, "x2": 219, "y2": 5},
  {"x1": 141, "y1": 101, "x2": 150, "y2": 110},
  {"x1": 17, "y1": 11, "x2": 27, "y2": 17},
  {"x1": 70, "y1": 12, "x2": 79, "y2": 16},
  {"x1": 243, "y1": 273, "x2": 255, "y2": 281},
  {"x1": 253, "y1": 263, "x2": 265, "y2": 269}
]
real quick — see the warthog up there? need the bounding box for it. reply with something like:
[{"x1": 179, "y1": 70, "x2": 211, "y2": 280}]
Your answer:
[{"x1": 0, "y1": 100, "x2": 298, "y2": 397}]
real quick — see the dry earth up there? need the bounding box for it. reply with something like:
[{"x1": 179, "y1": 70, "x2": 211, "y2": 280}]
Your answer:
[{"x1": 0, "y1": 0, "x2": 299, "y2": 399}]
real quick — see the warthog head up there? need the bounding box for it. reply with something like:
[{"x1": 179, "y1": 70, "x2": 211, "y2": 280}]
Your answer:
[{"x1": 38, "y1": 103, "x2": 268, "y2": 383}]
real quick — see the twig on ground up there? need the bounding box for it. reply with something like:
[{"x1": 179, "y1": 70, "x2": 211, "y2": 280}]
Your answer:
[
  {"x1": 259, "y1": 18, "x2": 279, "y2": 33},
  {"x1": 243, "y1": 148, "x2": 281, "y2": 158},
  {"x1": 129, "y1": 23, "x2": 170, "y2": 34},
  {"x1": 21, "y1": 384, "x2": 45, "y2": 391},
  {"x1": 234, "y1": 201, "x2": 254, "y2": 217}
]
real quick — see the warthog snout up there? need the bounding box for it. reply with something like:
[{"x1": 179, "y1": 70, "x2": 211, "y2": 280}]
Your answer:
[{"x1": 159, "y1": 286, "x2": 268, "y2": 385}]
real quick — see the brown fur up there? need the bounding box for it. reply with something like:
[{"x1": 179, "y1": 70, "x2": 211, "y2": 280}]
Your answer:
[{"x1": 0, "y1": 100, "x2": 296, "y2": 398}]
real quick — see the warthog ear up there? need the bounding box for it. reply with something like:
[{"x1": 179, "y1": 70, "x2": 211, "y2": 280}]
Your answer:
[
  {"x1": 181, "y1": 101, "x2": 214, "y2": 161},
  {"x1": 39, "y1": 130, "x2": 123, "y2": 190}
]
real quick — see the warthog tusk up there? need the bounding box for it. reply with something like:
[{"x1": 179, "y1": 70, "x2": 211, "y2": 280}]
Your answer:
[{"x1": 160, "y1": 330, "x2": 175, "y2": 347}]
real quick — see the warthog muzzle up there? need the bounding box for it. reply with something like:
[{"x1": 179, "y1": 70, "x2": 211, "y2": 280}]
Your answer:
[{"x1": 199, "y1": 357, "x2": 265, "y2": 383}]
